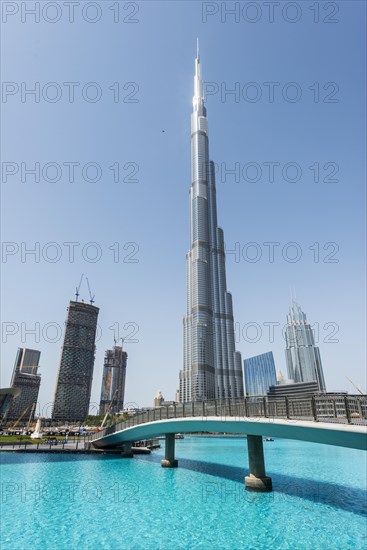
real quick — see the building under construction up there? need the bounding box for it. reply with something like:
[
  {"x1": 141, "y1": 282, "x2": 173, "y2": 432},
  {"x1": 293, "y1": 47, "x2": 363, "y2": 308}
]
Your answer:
[
  {"x1": 99, "y1": 345, "x2": 128, "y2": 415},
  {"x1": 52, "y1": 294, "x2": 99, "y2": 423},
  {"x1": 5, "y1": 348, "x2": 41, "y2": 422}
]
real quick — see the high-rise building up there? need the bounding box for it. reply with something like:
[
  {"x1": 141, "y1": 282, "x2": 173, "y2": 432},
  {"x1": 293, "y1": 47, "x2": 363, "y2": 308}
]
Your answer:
[
  {"x1": 0, "y1": 388, "x2": 21, "y2": 421},
  {"x1": 52, "y1": 300, "x2": 99, "y2": 422},
  {"x1": 5, "y1": 348, "x2": 41, "y2": 421},
  {"x1": 285, "y1": 299, "x2": 326, "y2": 391},
  {"x1": 276, "y1": 369, "x2": 287, "y2": 385},
  {"x1": 99, "y1": 346, "x2": 127, "y2": 415},
  {"x1": 153, "y1": 390, "x2": 164, "y2": 408},
  {"x1": 244, "y1": 351, "x2": 277, "y2": 397},
  {"x1": 179, "y1": 45, "x2": 244, "y2": 402},
  {"x1": 267, "y1": 380, "x2": 319, "y2": 400}
]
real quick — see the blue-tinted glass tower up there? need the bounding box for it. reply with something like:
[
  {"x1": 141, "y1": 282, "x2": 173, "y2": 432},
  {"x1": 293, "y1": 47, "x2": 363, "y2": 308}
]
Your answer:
[
  {"x1": 244, "y1": 352, "x2": 277, "y2": 397},
  {"x1": 179, "y1": 45, "x2": 244, "y2": 402}
]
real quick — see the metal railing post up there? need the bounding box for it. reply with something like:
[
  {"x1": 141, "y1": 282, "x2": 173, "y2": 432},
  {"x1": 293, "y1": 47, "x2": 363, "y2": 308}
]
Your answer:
[
  {"x1": 357, "y1": 399, "x2": 363, "y2": 420},
  {"x1": 344, "y1": 396, "x2": 351, "y2": 424},
  {"x1": 263, "y1": 397, "x2": 267, "y2": 418},
  {"x1": 192, "y1": 402, "x2": 194, "y2": 417},
  {"x1": 332, "y1": 400, "x2": 337, "y2": 419},
  {"x1": 285, "y1": 397, "x2": 290, "y2": 419},
  {"x1": 311, "y1": 397, "x2": 317, "y2": 421},
  {"x1": 202, "y1": 401, "x2": 205, "y2": 417},
  {"x1": 215, "y1": 400, "x2": 218, "y2": 416}
]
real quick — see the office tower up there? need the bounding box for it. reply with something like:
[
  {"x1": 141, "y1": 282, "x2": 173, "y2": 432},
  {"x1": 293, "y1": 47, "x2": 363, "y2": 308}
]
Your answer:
[
  {"x1": 52, "y1": 300, "x2": 99, "y2": 422},
  {"x1": 154, "y1": 390, "x2": 164, "y2": 408},
  {"x1": 0, "y1": 388, "x2": 21, "y2": 421},
  {"x1": 179, "y1": 45, "x2": 244, "y2": 402},
  {"x1": 5, "y1": 348, "x2": 41, "y2": 421},
  {"x1": 285, "y1": 299, "x2": 326, "y2": 391},
  {"x1": 267, "y1": 381, "x2": 319, "y2": 400},
  {"x1": 276, "y1": 369, "x2": 286, "y2": 385},
  {"x1": 243, "y1": 351, "x2": 277, "y2": 397},
  {"x1": 99, "y1": 346, "x2": 127, "y2": 415}
]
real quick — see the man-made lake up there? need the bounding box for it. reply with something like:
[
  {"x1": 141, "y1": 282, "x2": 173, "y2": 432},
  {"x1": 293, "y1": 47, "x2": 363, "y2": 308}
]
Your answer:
[{"x1": 1, "y1": 436, "x2": 366, "y2": 549}]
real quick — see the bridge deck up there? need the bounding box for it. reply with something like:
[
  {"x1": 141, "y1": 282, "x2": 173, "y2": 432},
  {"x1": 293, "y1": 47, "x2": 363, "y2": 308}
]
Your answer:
[
  {"x1": 91, "y1": 416, "x2": 366, "y2": 451},
  {"x1": 89, "y1": 396, "x2": 367, "y2": 451}
]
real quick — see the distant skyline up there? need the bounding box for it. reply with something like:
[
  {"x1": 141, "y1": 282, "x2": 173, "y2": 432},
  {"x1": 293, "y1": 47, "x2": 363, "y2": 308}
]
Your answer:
[{"x1": 1, "y1": 1, "x2": 366, "y2": 410}]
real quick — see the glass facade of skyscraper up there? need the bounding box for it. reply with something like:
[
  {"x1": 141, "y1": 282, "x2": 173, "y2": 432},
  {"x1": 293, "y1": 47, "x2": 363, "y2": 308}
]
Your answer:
[
  {"x1": 52, "y1": 300, "x2": 99, "y2": 422},
  {"x1": 243, "y1": 351, "x2": 277, "y2": 397},
  {"x1": 285, "y1": 300, "x2": 326, "y2": 392},
  {"x1": 5, "y1": 348, "x2": 41, "y2": 421},
  {"x1": 99, "y1": 346, "x2": 127, "y2": 415},
  {"x1": 179, "y1": 47, "x2": 244, "y2": 402}
]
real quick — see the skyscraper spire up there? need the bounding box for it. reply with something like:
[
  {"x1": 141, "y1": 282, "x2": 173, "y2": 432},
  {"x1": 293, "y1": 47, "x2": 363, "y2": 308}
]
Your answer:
[
  {"x1": 179, "y1": 46, "x2": 244, "y2": 402},
  {"x1": 193, "y1": 42, "x2": 204, "y2": 111},
  {"x1": 285, "y1": 299, "x2": 326, "y2": 391}
]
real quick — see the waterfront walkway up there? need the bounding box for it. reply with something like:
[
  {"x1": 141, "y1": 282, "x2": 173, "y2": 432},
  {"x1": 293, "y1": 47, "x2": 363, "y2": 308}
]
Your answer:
[{"x1": 0, "y1": 440, "x2": 104, "y2": 454}]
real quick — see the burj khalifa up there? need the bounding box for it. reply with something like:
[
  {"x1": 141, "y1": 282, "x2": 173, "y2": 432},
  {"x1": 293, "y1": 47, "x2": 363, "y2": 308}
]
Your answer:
[{"x1": 179, "y1": 45, "x2": 244, "y2": 402}]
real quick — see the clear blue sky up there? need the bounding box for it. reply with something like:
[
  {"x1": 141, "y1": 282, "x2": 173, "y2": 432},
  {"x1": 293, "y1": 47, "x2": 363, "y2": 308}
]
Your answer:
[{"x1": 1, "y1": 1, "x2": 366, "y2": 411}]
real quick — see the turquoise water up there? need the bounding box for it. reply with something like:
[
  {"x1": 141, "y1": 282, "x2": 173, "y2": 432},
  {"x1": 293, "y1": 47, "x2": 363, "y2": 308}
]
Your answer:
[{"x1": 1, "y1": 437, "x2": 366, "y2": 549}]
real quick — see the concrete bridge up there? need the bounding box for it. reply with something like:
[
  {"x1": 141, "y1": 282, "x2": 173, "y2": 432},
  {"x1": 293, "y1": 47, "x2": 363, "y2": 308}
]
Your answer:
[{"x1": 89, "y1": 395, "x2": 367, "y2": 492}]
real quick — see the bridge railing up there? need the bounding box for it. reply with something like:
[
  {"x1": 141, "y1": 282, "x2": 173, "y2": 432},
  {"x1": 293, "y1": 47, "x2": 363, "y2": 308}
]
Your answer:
[{"x1": 88, "y1": 394, "x2": 367, "y2": 442}]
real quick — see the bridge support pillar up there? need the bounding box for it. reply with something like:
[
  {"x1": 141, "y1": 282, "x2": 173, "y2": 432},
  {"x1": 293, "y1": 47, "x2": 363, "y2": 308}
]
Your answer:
[
  {"x1": 121, "y1": 442, "x2": 133, "y2": 458},
  {"x1": 161, "y1": 434, "x2": 178, "y2": 468},
  {"x1": 245, "y1": 435, "x2": 272, "y2": 492}
]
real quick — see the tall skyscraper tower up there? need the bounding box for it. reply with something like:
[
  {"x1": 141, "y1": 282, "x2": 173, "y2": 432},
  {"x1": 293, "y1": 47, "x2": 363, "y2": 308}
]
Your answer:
[
  {"x1": 244, "y1": 351, "x2": 277, "y2": 397},
  {"x1": 99, "y1": 345, "x2": 127, "y2": 415},
  {"x1": 52, "y1": 300, "x2": 99, "y2": 422},
  {"x1": 179, "y1": 45, "x2": 244, "y2": 402},
  {"x1": 285, "y1": 299, "x2": 326, "y2": 392},
  {"x1": 5, "y1": 348, "x2": 41, "y2": 421}
]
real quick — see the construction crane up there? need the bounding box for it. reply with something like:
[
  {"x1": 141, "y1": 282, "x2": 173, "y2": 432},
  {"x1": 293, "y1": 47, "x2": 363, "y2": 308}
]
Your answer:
[
  {"x1": 75, "y1": 273, "x2": 84, "y2": 302},
  {"x1": 26, "y1": 403, "x2": 36, "y2": 432},
  {"x1": 75, "y1": 274, "x2": 95, "y2": 305},
  {"x1": 11, "y1": 403, "x2": 35, "y2": 430},
  {"x1": 85, "y1": 277, "x2": 95, "y2": 304},
  {"x1": 346, "y1": 376, "x2": 365, "y2": 395},
  {"x1": 100, "y1": 389, "x2": 119, "y2": 429},
  {"x1": 113, "y1": 337, "x2": 125, "y2": 348}
]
